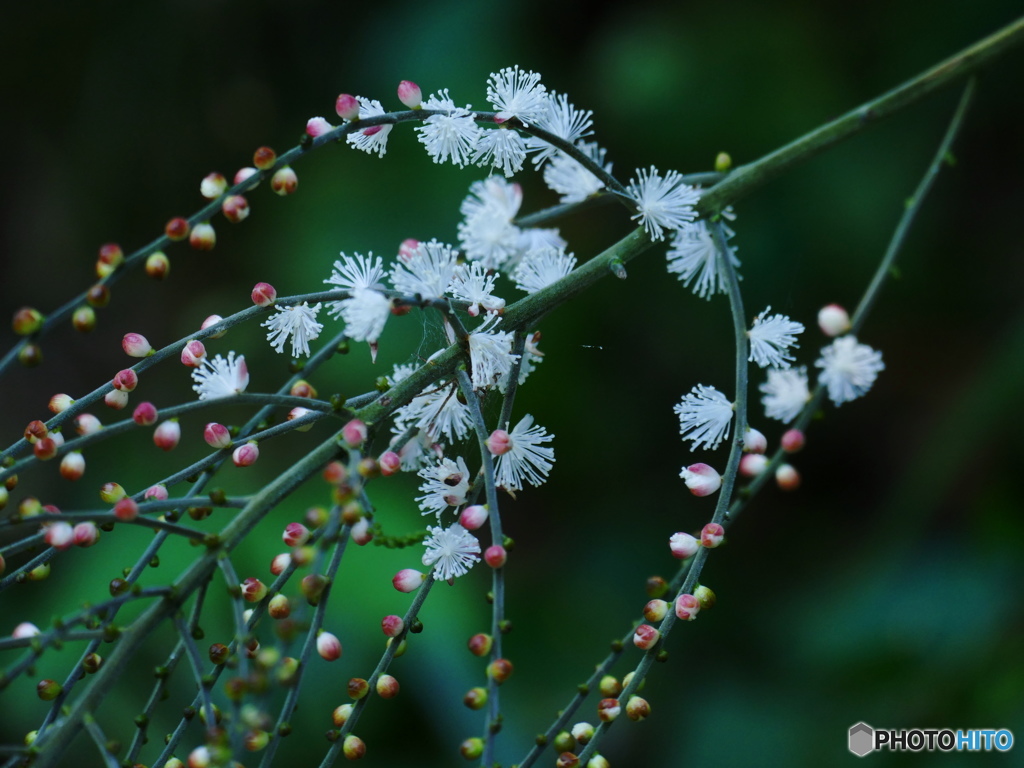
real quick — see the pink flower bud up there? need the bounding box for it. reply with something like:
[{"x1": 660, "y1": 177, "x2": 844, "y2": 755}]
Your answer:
[
  {"x1": 201, "y1": 315, "x2": 226, "y2": 338},
  {"x1": 233, "y1": 442, "x2": 260, "y2": 467},
  {"x1": 680, "y1": 463, "x2": 722, "y2": 497},
  {"x1": 222, "y1": 195, "x2": 249, "y2": 223},
  {"x1": 459, "y1": 504, "x2": 489, "y2": 531},
  {"x1": 322, "y1": 461, "x2": 347, "y2": 484},
  {"x1": 486, "y1": 658, "x2": 513, "y2": 684},
  {"x1": 95, "y1": 243, "x2": 124, "y2": 278},
  {"x1": 33, "y1": 437, "x2": 58, "y2": 460},
  {"x1": 376, "y1": 673, "x2": 400, "y2": 698},
  {"x1": 73, "y1": 522, "x2": 100, "y2": 547},
  {"x1": 48, "y1": 393, "x2": 74, "y2": 413},
  {"x1": 75, "y1": 413, "x2": 102, "y2": 435},
  {"x1": 189, "y1": 221, "x2": 216, "y2": 251},
  {"x1": 132, "y1": 402, "x2": 158, "y2": 426},
  {"x1": 379, "y1": 450, "x2": 401, "y2": 476},
  {"x1": 484, "y1": 545, "x2": 507, "y2": 568},
  {"x1": 468, "y1": 633, "x2": 493, "y2": 657},
  {"x1": 643, "y1": 599, "x2": 669, "y2": 622},
  {"x1": 342, "y1": 735, "x2": 365, "y2": 761},
  {"x1": 742, "y1": 427, "x2": 767, "y2": 454},
  {"x1": 669, "y1": 532, "x2": 699, "y2": 560},
  {"x1": 241, "y1": 577, "x2": 267, "y2": 603},
  {"x1": 381, "y1": 615, "x2": 404, "y2": 637},
  {"x1": 633, "y1": 623, "x2": 660, "y2": 650},
  {"x1": 675, "y1": 593, "x2": 701, "y2": 620},
  {"x1": 181, "y1": 339, "x2": 207, "y2": 367},
  {"x1": 201, "y1": 172, "x2": 228, "y2": 199},
  {"x1": 351, "y1": 517, "x2": 373, "y2": 545},
  {"x1": 282, "y1": 522, "x2": 310, "y2": 548},
  {"x1": 251, "y1": 282, "x2": 277, "y2": 307},
  {"x1": 316, "y1": 631, "x2": 342, "y2": 661},
  {"x1": 305, "y1": 116, "x2": 334, "y2": 137},
  {"x1": 268, "y1": 594, "x2": 291, "y2": 619},
  {"x1": 114, "y1": 497, "x2": 139, "y2": 521},
  {"x1": 392, "y1": 568, "x2": 425, "y2": 593},
  {"x1": 153, "y1": 420, "x2": 181, "y2": 451},
  {"x1": 104, "y1": 390, "x2": 129, "y2": 410},
  {"x1": 122, "y1": 333, "x2": 152, "y2": 357},
  {"x1": 597, "y1": 698, "x2": 621, "y2": 722},
  {"x1": 625, "y1": 695, "x2": 651, "y2": 722},
  {"x1": 112, "y1": 368, "x2": 138, "y2": 392},
  {"x1": 335, "y1": 94, "x2": 360, "y2": 120},
  {"x1": 739, "y1": 453, "x2": 768, "y2": 477},
  {"x1": 397, "y1": 80, "x2": 422, "y2": 108},
  {"x1": 60, "y1": 451, "x2": 86, "y2": 481},
  {"x1": 287, "y1": 407, "x2": 314, "y2": 432},
  {"x1": 44, "y1": 521, "x2": 75, "y2": 550},
  {"x1": 99, "y1": 482, "x2": 126, "y2": 503},
  {"x1": 204, "y1": 422, "x2": 232, "y2": 448},
  {"x1": 775, "y1": 463, "x2": 801, "y2": 491},
  {"x1": 818, "y1": 303, "x2": 851, "y2": 337},
  {"x1": 701, "y1": 523, "x2": 725, "y2": 548},
  {"x1": 144, "y1": 484, "x2": 168, "y2": 501},
  {"x1": 342, "y1": 419, "x2": 367, "y2": 448},
  {"x1": 781, "y1": 429, "x2": 805, "y2": 453},
  {"x1": 253, "y1": 145, "x2": 276, "y2": 170},
  {"x1": 165, "y1": 217, "x2": 190, "y2": 241},
  {"x1": 13, "y1": 622, "x2": 41, "y2": 639},
  {"x1": 234, "y1": 167, "x2": 258, "y2": 186},
  {"x1": 270, "y1": 553, "x2": 291, "y2": 575},
  {"x1": 486, "y1": 429, "x2": 512, "y2": 455},
  {"x1": 271, "y1": 166, "x2": 298, "y2": 196}
]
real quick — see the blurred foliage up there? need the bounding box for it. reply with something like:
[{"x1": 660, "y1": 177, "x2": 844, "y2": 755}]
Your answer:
[{"x1": 2, "y1": 1, "x2": 1023, "y2": 765}]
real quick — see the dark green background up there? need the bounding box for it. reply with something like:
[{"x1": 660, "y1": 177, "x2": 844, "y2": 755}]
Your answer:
[{"x1": 2, "y1": 1, "x2": 1023, "y2": 766}]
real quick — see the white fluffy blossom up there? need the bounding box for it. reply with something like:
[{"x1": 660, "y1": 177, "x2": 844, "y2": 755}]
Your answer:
[
  {"x1": 527, "y1": 92, "x2": 593, "y2": 166},
  {"x1": 486, "y1": 66, "x2": 547, "y2": 126},
  {"x1": 494, "y1": 414, "x2": 555, "y2": 492},
  {"x1": 325, "y1": 252, "x2": 386, "y2": 294},
  {"x1": 422, "y1": 523, "x2": 481, "y2": 581},
  {"x1": 674, "y1": 385, "x2": 734, "y2": 451},
  {"x1": 192, "y1": 352, "x2": 249, "y2": 400},
  {"x1": 666, "y1": 218, "x2": 740, "y2": 299},
  {"x1": 627, "y1": 166, "x2": 701, "y2": 241},
  {"x1": 458, "y1": 178, "x2": 523, "y2": 270},
  {"x1": 338, "y1": 289, "x2": 390, "y2": 344},
  {"x1": 760, "y1": 366, "x2": 810, "y2": 423},
  {"x1": 345, "y1": 97, "x2": 392, "y2": 157},
  {"x1": 262, "y1": 302, "x2": 323, "y2": 357},
  {"x1": 449, "y1": 262, "x2": 505, "y2": 316},
  {"x1": 815, "y1": 337, "x2": 885, "y2": 405},
  {"x1": 748, "y1": 307, "x2": 804, "y2": 369},
  {"x1": 415, "y1": 90, "x2": 482, "y2": 167},
  {"x1": 513, "y1": 247, "x2": 577, "y2": 294},
  {"x1": 389, "y1": 239, "x2": 459, "y2": 300},
  {"x1": 468, "y1": 315, "x2": 519, "y2": 390},
  {"x1": 390, "y1": 362, "x2": 473, "y2": 443},
  {"x1": 542, "y1": 141, "x2": 611, "y2": 203},
  {"x1": 416, "y1": 456, "x2": 471, "y2": 518},
  {"x1": 472, "y1": 127, "x2": 527, "y2": 178}
]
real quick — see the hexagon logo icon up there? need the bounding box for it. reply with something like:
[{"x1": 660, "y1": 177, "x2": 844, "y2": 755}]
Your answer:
[{"x1": 849, "y1": 722, "x2": 874, "y2": 757}]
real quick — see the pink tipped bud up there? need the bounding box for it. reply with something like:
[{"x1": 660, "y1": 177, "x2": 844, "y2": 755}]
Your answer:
[
  {"x1": 739, "y1": 453, "x2": 768, "y2": 477},
  {"x1": 287, "y1": 407, "x2": 314, "y2": 432},
  {"x1": 317, "y1": 631, "x2": 342, "y2": 661},
  {"x1": 241, "y1": 577, "x2": 267, "y2": 602},
  {"x1": 253, "y1": 146, "x2": 277, "y2": 170},
  {"x1": 597, "y1": 698, "x2": 621, "y2": 723},
  {"x1": 132, "y1": 401, "x2": 158, "y2": 426},
  {"x1": 268, "y1": 594, "x2": 291, "y2": 619},
  {"x1": 305, "y1": 116, "x2": 334, "y2": 137},
  {"x1": 44, "y1": 521, "x2": 75, "y2": 550},
  {"x1": 201, "y1": 314, "x2": 226, "y2": 338},
  {"x1": 234, "y1": 166, "x2": 258, "y2": 186},
  {"x1": 342, "y1": 734, "x2": 365, "y2": 760},
  {"x1": 486, "y1": 658, "x2": 513, "y2": 684},
  {"x1": 381, "y1": 615, "x2": 405, "y2": 637},
  {"x1": 335, "y1": 94, "x2": 360, "y2": 120},
  {"x1": 742, "y1": 427, "x2": 767, "y2": 454},
  {"x1": 675, "y1": 593, "x2": 701, "y2": 620},
  {"x1": 12, "y1": 306, "x2": 45, "y2": 335},
  {"x1": 633, "y1": 623, "x2": 660, "y2": 650},
  {"x1": 13, "y1": 622, "x2": 41, "y2": 639},
  {"x1": 701, "y1": 523, "x2": 725, "y2": 548},
  {"x1": 60, "y1": 451, "x2": 86, "y2": 481},
  {"x1": 379, "y1": 450, "x2": 401, "y2": 476},
  {"x1": 48, "y1": 393, "x2": 74, "y2": 413},
  {"x1": 233, "y1": 441, "x2": 260, "y2": 467},
  {"x1": 73, "y1": 522, "x2": 100, "y2": 547},
  {"x1": 24, "y1": 419, "x2": 47, "y2": 443},
  {"x1": 347, "y1": 677, "x2": 370, "y2": 699},
  {"x1": 625, "y1": 695, "x2": 651, "y2": 722},
  {"x1": 122, "y1": 333, "x2": 152, "y2": 357},
  {"x1": 222, "y1": 194, "x2": 250, "y2": 223},
  {"x1": 145, "y1": 251, "x2": 171, "y2": 279},
  {"x1": 251, "y1": 282, "x2": 277, "y2": 307},
  {"x1": 781, "y1": 429, "x2": 805, "y2": 453},
  {"x1": 95, "y1": 243, "x2": 124, "y2": 278},
  {"x1": 818, "y1": 303, "x2": 851, "y2": 337},
  {"x1": 669, "y1": 532, "x2": 699, "y2": 560},
  {"x1": 75, "y1": 413, "x2": 102, "y2": 435},
  {"x1": 33, "y1": 437, "x2": 59, "y2": 461},
  {"x1": 144, "y1": 484, "x2": 168, "y2": 501},
  {"x1": 270, "y1": 553, "x2": 291, "y2": 575},
  {"x1": 680, "y1": 463, "x2": 722, "y2": 497},
  {"x1": 165, "y1": 217, "x2": 190, "y2": 241},
  {"x1": 392, "y1": 568, "x2": 425, "y2": 593},
  {"x1": 486, "y1": 429, "x2": 512, "y2": 456},
  {"x1": 397, "y1": 80, "x2": 422, "y2": 108},
  {"x1": 114, "y1": 497, "x2": 139, "y2": 521},
  {"x1": 459, "y1": 504, "x2": 489, "y2": 531},
  {"x1": 104, "y1": 390, "x2": 129, "y2": 410},
  {"x1": 201, "y1": 172, "x2": 228, "y2": 199},
  {"x1": 484, "y1": 545, "x2": 507, "y2": 568},
  {"x1": 180, "y1": 339, "x2": 207, "y2": 367},
  {"x1": 376, "y1": 673, "x2": 400, "y2": 698},
  {"x1": 643, "y1": 599, "x2": 669, "y2": 622},
  {"x1": 282, "y1": 522, "x2": 310, "y2": 547},
  {"x1": 153, "y1": 420, "x2": 181, "y2": 451},
  {"x1": 775, "y1": 463, "x2": 801, "y2": 491},
  {"x1": 271, "y1": 166, "x2": 298, "y2": 196},
  {"x1": 99, "y1": 482, "x2": 126, "y2": 503},
  {"x1": 322, "y1": 461, "x2": 347, "y2": 485},
  {"x1": 342, "y1": 419, "x2": 367, "y2": 448},
  {"x1": 204, "y1": 422, "x2": 232, "y2": 449},
  {"x1": 37, "y1": 679, "x2": 63, "y2": 701},
  {"x1": 468, "y1": 633, "x2": 493, "y2": 657},
  {"x1": 189, "y1": 221, "x2": 216, "y2": 251},
  {"x1": 398, "y1": 238, "x2": 420, "y2": 262},
  {"x1": 351, "y1": 517, "x2": 373, "y2": 545}
]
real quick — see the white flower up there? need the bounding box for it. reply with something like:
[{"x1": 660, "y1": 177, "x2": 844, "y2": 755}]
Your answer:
[
  {"x1": 421, "y1": 523, "x2": 481, "y2": 581},
  {"x1": 324, "y1": 252, "x2": 386, "y2": 294},
  {"x1": 393, "y1": 373, "x2": 473, "y2": 443},
  {"x1": 527, "y1": 92, "x2": 593, "y2": 166},
  {"x1": 390, "y1": 427, "x2": 443, "y2": 471},
  {"x1": 760, "y1": 367, "x2": 810, "y2": 423},
  {"x1": 494, "y1": 414, "x2": 555, "y2": 491},
  {"x1": 748, "y1": 307, "x2": 804, "y2": 369},
  {"x1": 389, "y1": 239, "x2": 459, "y2": 300},
  {"x1": 486, "y1": 66, "x2": 547, "y2": 126},
  {"x1": 416, "y1": 456, "x2": 471, "y2": 518},
  {"x1": 262, "y1": 302, "x2": 323, "y2": 357},
  {"x1": 458, "y1": 178, "x2": 523, "y2": 270},
  {"x1": 468, "y1": 315, "x2": 519, "y2": 390},
  {"x1": 513, "y1": 247, "x2": 577, "y2": 294},
  {"x1": 345, "y1": 97, "x2": 392, "y2": 157},
  {"x1": 338, "y1": 288, "x2": 390, "y2": 343},
  {"x1": 626, "y1": 166, "x2": 701, "y2": 241},
  {"x1": 472, "y1": 127, "x2": 527, "y2": 178},
  {"x1": 542, "y1": 141, "x2": 610, "y2": 203},
  {"x1": 815, "y1": 337, "x2": 885, "y2": 405},
  {"x1": 666, "y1": 218, "x2": 740, "y2": 300},
  {"x1": 674, "y1": 385, "x2": 734, "y2": 451},
  {"x1": 416, "y1": 89, "x2": 482, "y2": 167},
  {"x1": 449, "y1": 262, "x2": 505, "y2": 316},
  {"x1": 192, "y1": 352, "x2": 249, "y2": 400}
]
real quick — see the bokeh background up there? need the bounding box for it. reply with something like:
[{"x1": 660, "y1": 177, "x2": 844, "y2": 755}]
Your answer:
[{"x1": 2, "y1": 1, "x2": 1023, "y2": 765}]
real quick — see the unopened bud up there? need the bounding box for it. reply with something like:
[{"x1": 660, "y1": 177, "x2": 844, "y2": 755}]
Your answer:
[
  {"x1": 680, "y1": 463, "x2": 722, "y2": 497},
  {"x1": 60, "y1": 451, "x2": 86, "y2": 481},
  {"x1": 72, "y1": 305, "x2": 96, "y2": 332},
  {"x1": 715, "y1": 151, "x2": 733, "y2": 172},
  {"x1": 701, "y1": 523, "x2": 725, "y2": 548},
  {"x1": 597, "y1": 698, "x2": 620, "y2": 722},
  {"x1": 459, "y1": 504, "x2": 489, "y2": 530},
  {"x1": 201, "y1": 314, "x2": 226, "y2": 338},
  {"x1": 146, "y1": 251, "x2": 171, "y2": 279},
  {"x1": 375, "y1": 674, "x2": 399, "y2": 698},
  {"x1": 392, "y1": 568, "x2": 424, "y2": 593},
  {"x1": 37, "y1": 679, "x2": 62, "y2": 701},
  {"x1": 240, "y1": 577, "x2": 267, "y2": 603},
  {"x1": 251, "y1": 282, "x2": 277, "y2": 307},
  {"x1": 165, "y1": 217, "x2": 191, "y2": 241},
  {"x1": 347, "y1": 677, "x2": 369, "y2": 700},
  {"x1": 153, "y1": 420, "x2": 181, "y2": 451},
  {"x1": 397, "y1": 80, "x2": 422, "y2": 108},
  {"x1": 104, "y1": 389, "x2": 129, "y2": 410},
  {"x1": 253, "y1": 146, "x2": 277, "y2": 170},
  {"x1": 781, "y1": 429, "x2": 805, "y2": 453},
  {"x1": 189, "y1": 222, "x2": 216, "y2": 251},
  {"x1": 669, "y1": 532, "x2": 699, "y2": 560},
  {"x1": 12, "y1": 307, "x2": 44, "y2": 336},
  {"x1": 381, "y1": 615, "x2": 404, "y2": 637},
  {"x1": 268, "y1": 594, "x2": 291, "y2": 619},
  {"x1": 484, "y1": 545, "x2": 507, "y2": 568},
  {"x1": 271, "y1": 166, "x2": 298, "y2": 196},
  {"x1": 342, "y1": 419, "x2": 367, "y2": 448},
  {"x1": 113, "y1": 497, "x2": 139, "y2": 521},
  {"x1": 625, "y1": 695, "x2": 651, "y2": 721},
  {"x1": 775, "y1": 463, "x2": 800, "y2": 491},
  {"x1": 95, "y1": 243, "x2": 124, "y2": 278},
  {"x1": 335, "y1": 94, "x2": 360, "y2": 120},
  {"x1": 675, "y1": 593, "x2": 700, "y2": 621},
  {"x1": 467, "y1": 633, "x2": 492, "y2": 657},
  {"x1": 378, "y1": 450, "x2": 401, "y2": 476},
  {"x1": 122, "y1": 333, "x2": 152, "y2": 357},
  {"x1": 486, "y1": 429, "x2": 511, "y2": 455},
  {"x1": 201, "y1": 173, "x2": 228, "y2": 199},
  {"x1": 633, "y1": 623, "x2": 660, "y2": 650},
  {"x1": 351, "y1": 517, "x2": 372, "y2": 545},
  {"x1": 203, "y1": 422, "x2": 232, "y2": 449},
  {"x1": 742, "y1": 427, "x2": 767, "y2": 454},
  {"x1": 306, "y1": 116, "x2": 334, "y2": 137},
  {"x1": 332, "y1": 703, "x2": 354, "y2": 727},
  {"x1": 694, "y1": 584, "x2": 716, "y2": 610},
  {"x1": 486, "y1": 658, "x2": 513, "y2": 684},
  {"x1": 99, "y1": 482, "x2": 126, "y2": 503},
  {"x1": 317, "y1": 631, "x2": 342, "y2": 661},
  {"x1": 222, "y1": 195, "x2": 250, "y2": 223},
  {"x1": 233, "y1": 441, "x2": 260, "y2": 467},
  {"x1": 739, "y1": 453, "x2": 768, "y2": 477},
  {"x1": 133, "y1": 401, "x2": 158, "y2": 426},
  {"x1": 598, "y1": 675, "x2": 621, "y2": 697},
  {"x1": 643, "y1": 599, "x2": 669, "y2": 622},
  {"x1": 818, "y1": 303, "x2": 851, "y2": 337}
]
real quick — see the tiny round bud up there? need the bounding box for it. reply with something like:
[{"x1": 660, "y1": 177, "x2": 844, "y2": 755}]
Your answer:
[
  {"x1": 486, "y1": 429, "x2": 512, "y2": 455},
  {"x1": 556, "y1": 753, "x2": 580, "y2": 768},
  {"x1": 271, "y1": 166, "x2": 298, "y2": 196},
  {"x1": 680, "y1": 463, "x2": 722, "y2": 497},
  {"x1": 112, "y1": 368, "x2": 138, "y2": 392},
  {"x1": 270, "y1": 553, "x2": 291, "y2": 576},
  {"x1": 625, "y1": 695, "x2": 651, "y2": 721},
  {"x1": 675, "y1": 593, "x2": 700, "y2": 621},
  {"x1": 122, "y1": 333, "x2": 152, "y2": 358},
  {"x1": 556, "y1": 733, "x2": 577, "y2": 754},
  {"x1": 332, "y1": 703, "x2": 354, "y2": 727},
  {"x1": 633, "y1": 623, "x2": 660, "y2": 650},
  {"x1": 392, "y1": 568, "x2": 425, "y2": 593},
  {"x1": 818, "y1": 303, "x2": 851, "y2": 337},
  {"x1": 484, "y1": 545, "x2": 507, "y2": 568},
  {"x1": 95, "y1": 243, "x2": 124, "y2": 278},
  {"x1": 378, "y1": 450, "x2": 401, "y2": 476},
  {"x1": 571, "y1": 722, "x2": 594, "y2": 745},
  {"x1": 317, "y1": 631, "x2": 343, "y2": 661},
  {"x1": 781, "y1": 429, "x2": 805, "y2": 453},
  {"x1": 114, "y1": 497, "x2": 139, "y2": 521},
  {"x1": 60, "y1": 451, "x2": 86, "y2": 481},
  {"x1": 145, "y1": 251, "x2": 171, "y2": 279},
  {"x1": 460, "y1": 737, "x2": 484, "y2": 760},
  {"x1": 291, "y1": 379, "x2": 317, "y2": 398},
  {"x1": 104, "y1": 389, "x2": 129, "y2": 410},
  {"x1": 487, "y1": 658, "x2": 513, "y2": 685},
  {"x1": 306, "y1": 116, "x2": 334, "y2": 137},
  {"x1": 201, "y1": 173, "x2": 228, "y2": 199},
  {"x1": 13, "y1": 622, "x2": 41, "y2": 639},
  {"x1": 463, "y1": 686, "x2": 488, "y2": 710},
  {"x1": 33, "y1": 436, "x2": 59, "y2": 460},
  {"x1": 397, "y1": 80, "x2": 422, "y2": 108},
  {"x1": 669, "y1": 532, "x2": 699, "y2": 560},
  {"x1": 282, "y1": 522, "x2": 311, "y2": 547},
  {"x1": 165, "y1": 216, "x2": 191, "y2": 241},
  {"x1": 775, "y1": 463, "x2": 801, "y2": 491},
  {"x1": 335, "y1": 94, "x2": 360, "y2": 120},
  {"x1": 222, "y1": 195, "x2": 250, "y2": 223},
  {"x1": 715, "y1": 151, "x2": 733, "y2": 172},
  {"x1": 153, "y1": 420, "x2": 181, "y2": 451},
  {"x1": 74, "y1": 413, "x2": 102, "y2": 435},
  {"x1": 287, "y1": 407, "x2": 315, "y2": 432},
  {"x1": 351, "y1": 517, "x2": 373, "y2": 545},
  {"x1": 342, "y1": 419, "x2": 367, "y2": 448},
  {"x1": 209, "y1": 643, "x2": 230, "y2": 665},
  {"x1": 82, "y1": 652, "x2": 103, "y2": 674},
  {"x1": 700, "y1": 523, "x2": 725, "y2": 548},
  {"x1": 251, "y1": 282, "x2": 277, "y2": 307},
  {"x1": 241, "y1": 577, "x2": 267, "y2": 603},
  {"x1": 375, "y1": 674, "x2": 399, "y2": 698},
  {"x1": 201, "y1": 314, "x2": 226, "y2": 338},
  {"x1": 99, "y1": 482, "x2": 126, "y2": 503},
  {"x1": 694, "y1": 584, "x2": 716, "y2": 610},
  {"x1": 599, "y1": 675, "x2": 621, "y2": 697},
  {"x1": 597, "y1": 698, "x2": 621, "y2": 723},
  {"x1": 381, "y1": 615, "x2": 404, "y2": 637},
  {"x1": 189, "y1": 222, "x2": 216, "y2": 251},
  {"x1": 24, "y1": 419, "x2": 47, "y2": 443},
  {"x1": 133, "y1": 401, "x2": 158, "y2": 426},
  {"x1": 233, "y1": 441, "x2": 260, "y2": 467},
  {"x1": 643, "y1": 599, "x2": 669, "y2": 622},
  {"x1": 12, "y1": 307, "x2": 44, "y2": 336},
  {"x1": 204, "y1": 422, "x2": 232, "y2": 449},
  {"x1": 37, "y1": 679, "x2": 62, "y2": 701},
  {"x1": 268, "y1": 594, "x2": 291, "y2": 619},
  {"x1": 144, "y1": 484, "x2": 168, "y2": 501},
  {"x1": 234, "y1": 166, "x2": 258, "y2": 186},
  {"x1": 48, "y1": 393, "x2": 75, "y2": 413},
  {"x1": 742, "y1": 427, "x2": 768, "y2": 454},
  {"x1": 347, "y1": 678, "x2": 369, "y2": 700},
  {"x1": 739, "y1": 453, "x2": 768, "y2": 477},
  {"x1": 73, "y1": 522, "x2": 100, "y2": 547},
  {"x1": 398, "y1": 238, "x2": 419, "y2": 262},
  {"x1": 459, "y1": 504, "x2": 489, "y2": 531},
  {"x1": 45, "y1": 521, "x2": 75, "y2": 550},
  {"x1": 386, "y1": 637, "x2": 407, "y2": 657},
  {"x1": 467, "y1": 633, "x2": 492, "y2": 657},
  {"x1": 253, "y1": 146, "x2": 277, "y2": 170},
  {"x1": 86, "y1": 283, "x2": 111, "y2": 308},
  {"x1": 17, "y1": 342, "x2": 43, "y2": 367},
  {"x1": 72, "y1": 305, "x2": 96, "y2": 333}
]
